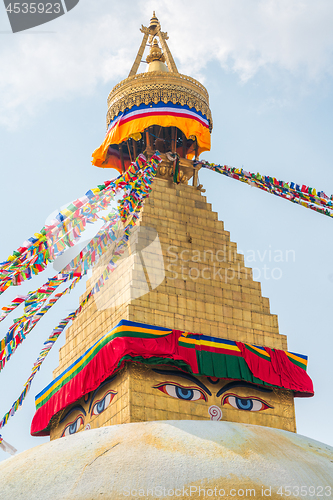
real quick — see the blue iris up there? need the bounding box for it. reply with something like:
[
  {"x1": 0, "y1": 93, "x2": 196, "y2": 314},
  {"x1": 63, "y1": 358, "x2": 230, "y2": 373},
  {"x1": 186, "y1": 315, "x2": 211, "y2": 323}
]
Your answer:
[
  {"x1": 69, "y1": 422, "x2": 78, "y2": 434},
  {"x1": 235, "y1": 398, "x2": 253, "y2": 411},
  {"x1": 175, "y1": 387, "x2": 194, "y2": 400},
  {"x1": 95, "y1": 400, "x2": 105, "y2": 414}
]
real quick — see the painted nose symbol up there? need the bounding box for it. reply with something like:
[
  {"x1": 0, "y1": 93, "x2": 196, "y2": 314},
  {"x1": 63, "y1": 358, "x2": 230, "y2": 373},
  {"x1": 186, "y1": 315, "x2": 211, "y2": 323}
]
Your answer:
[{"x1": 208, "y1": 405, "x2": 222, "y2": 421}]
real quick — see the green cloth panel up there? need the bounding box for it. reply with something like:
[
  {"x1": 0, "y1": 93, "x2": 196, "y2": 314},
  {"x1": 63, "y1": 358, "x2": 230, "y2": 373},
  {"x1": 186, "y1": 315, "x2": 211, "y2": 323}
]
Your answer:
[{"x1": 196, "y1": 351, "x2": 277, "y2": 388}]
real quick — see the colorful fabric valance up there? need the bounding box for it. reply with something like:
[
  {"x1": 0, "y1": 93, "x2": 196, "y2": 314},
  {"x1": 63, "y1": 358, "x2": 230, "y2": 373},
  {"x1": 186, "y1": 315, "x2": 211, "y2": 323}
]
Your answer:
[
  {"x1": 31, "y1": 319, "x2": 313, "y2": 436},
  {"x1": 92, "y1": 102, "x2": 211, "y2": 172}
]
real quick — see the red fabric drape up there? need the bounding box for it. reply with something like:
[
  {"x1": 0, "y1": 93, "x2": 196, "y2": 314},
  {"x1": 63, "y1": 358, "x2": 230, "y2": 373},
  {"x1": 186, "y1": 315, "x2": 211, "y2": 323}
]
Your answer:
[{"x1": 236, "y1": 342, "x2": 314, "y2": 397}]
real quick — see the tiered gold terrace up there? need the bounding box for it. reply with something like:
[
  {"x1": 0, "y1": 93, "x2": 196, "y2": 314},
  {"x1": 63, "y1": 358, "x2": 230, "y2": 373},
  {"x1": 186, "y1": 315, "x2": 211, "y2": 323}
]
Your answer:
[{"x1": 52, "y1": 178, "x2": 296, "y2": 435}]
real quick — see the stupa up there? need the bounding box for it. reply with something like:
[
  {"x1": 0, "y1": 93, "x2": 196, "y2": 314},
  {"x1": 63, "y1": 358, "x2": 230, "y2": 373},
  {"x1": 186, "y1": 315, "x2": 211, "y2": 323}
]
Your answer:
[{"x1": 0, "y1": 13, "x2": 332, "y2": 500}]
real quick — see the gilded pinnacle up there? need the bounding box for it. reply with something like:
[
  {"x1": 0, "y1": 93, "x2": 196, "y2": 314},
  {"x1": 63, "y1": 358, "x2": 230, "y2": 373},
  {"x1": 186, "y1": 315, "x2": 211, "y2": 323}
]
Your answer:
[
  {"x1": 146, "y1": 38, "x2": 166, "y2": 64},
  {"x1": 149, "y1": 11, "x2": 159, "y2": 30}
]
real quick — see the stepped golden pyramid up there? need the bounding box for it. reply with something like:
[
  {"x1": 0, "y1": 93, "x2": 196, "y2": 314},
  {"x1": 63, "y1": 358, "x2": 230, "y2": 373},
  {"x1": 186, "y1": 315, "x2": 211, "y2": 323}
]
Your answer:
[{"x1": 0, "y1": 13, "x2": 332, "y2": 500}]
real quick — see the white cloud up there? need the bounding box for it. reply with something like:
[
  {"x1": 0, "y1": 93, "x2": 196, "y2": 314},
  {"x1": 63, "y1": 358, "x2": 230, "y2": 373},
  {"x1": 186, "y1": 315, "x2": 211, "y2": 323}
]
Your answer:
[
  {"x1": 0, "y1": 0, "x2": 333, "y2": 128},
  {"x1": 158, "y1": 0, "x2": 333, "y2": 81}
]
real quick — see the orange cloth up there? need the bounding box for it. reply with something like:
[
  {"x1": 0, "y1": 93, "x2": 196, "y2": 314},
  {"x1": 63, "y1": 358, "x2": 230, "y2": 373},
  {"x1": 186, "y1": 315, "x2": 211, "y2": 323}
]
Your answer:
[{"x1": 92, "y1": 102, "x2": 211, "y2": 170}]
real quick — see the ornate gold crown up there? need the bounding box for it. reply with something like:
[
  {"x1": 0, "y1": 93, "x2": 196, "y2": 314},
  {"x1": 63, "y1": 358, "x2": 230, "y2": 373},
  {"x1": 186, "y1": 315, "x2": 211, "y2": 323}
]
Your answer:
[{"x1": 106, "y1": 13, "x2": 213, "y2": 131}]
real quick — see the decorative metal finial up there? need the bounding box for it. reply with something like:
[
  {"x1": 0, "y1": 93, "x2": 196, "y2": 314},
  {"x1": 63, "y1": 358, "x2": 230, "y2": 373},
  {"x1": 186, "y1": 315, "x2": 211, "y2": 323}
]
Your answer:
[
  {"x1": 128, "y1": 13, "x2": 178, "y2": 77},
  {"x1": 149, "y1": 11, "x2": 159, "y2": 28},
  {"x1": 146, "y1": 38, "x2": 166, "y2": 64}
]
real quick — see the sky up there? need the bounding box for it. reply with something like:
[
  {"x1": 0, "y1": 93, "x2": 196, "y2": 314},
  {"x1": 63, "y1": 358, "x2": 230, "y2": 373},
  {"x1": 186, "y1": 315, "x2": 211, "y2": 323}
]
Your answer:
[{"x1": 0, "y1": 0, "x2": 333, "y2": 460}]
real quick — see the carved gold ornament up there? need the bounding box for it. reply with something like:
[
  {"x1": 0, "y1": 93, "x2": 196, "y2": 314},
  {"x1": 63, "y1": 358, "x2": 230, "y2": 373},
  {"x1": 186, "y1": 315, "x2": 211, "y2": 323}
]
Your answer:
[
  {"x1": 106, "y1": 13, "x2": 213, "y2": 135},
  {"x1": 107, "y1": 72, "x2": 212, "y2": 131}
]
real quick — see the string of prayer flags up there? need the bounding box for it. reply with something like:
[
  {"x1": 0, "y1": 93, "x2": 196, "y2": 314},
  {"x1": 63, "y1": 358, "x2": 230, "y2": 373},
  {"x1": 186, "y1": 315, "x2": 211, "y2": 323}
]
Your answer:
[
  {"x1": 0, "y1": 208, "x2": 137, "y2": 430},
  {"x1": 0, "y1": 154, "x2": 160, "y2": 375},
  {"x1": 0, "y1": 313, "x2": 75, "y2": 432},
  {"x1": 200, "y1": 161, "x2": 333, "y2": 219},
  {"x1": 0, "y1": 154, "x2": 148, "y2": 296},
  {"x1": 61, "y1": 152, "x2": 159, "y2": 276},
  {"x1": 0, "y1": 274, "x2": 83, "y2": 372},
  {"x1": 61, "y1": 210, "x2": 121, "y2": 274},
  {"x1": 0, "y1": 279, "x2": 63, "y2": 358},
  {"x1": 118, "y1": 153, "x2": 160, "y2": 222},
  {"x1": 0, "y1": 153, "x2": 161, "y2": 432}
]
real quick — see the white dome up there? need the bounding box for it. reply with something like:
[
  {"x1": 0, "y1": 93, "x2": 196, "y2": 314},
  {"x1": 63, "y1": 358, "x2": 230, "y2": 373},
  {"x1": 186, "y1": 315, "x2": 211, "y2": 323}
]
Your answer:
[{"x1": 0, "y1": 421, "x2": 332, "y2": 500}]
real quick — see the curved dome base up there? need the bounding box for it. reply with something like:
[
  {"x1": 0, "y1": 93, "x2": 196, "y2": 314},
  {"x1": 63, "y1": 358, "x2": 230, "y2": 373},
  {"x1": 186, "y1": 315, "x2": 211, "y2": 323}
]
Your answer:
[{"x1": 1, "y1": 421, "x2": 332, "y2": 499}]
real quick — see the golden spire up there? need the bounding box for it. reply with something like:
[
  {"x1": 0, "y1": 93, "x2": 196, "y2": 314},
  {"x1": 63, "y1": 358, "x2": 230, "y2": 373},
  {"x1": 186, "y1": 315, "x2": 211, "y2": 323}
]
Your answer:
[
  {"x1": 128, "y1": 12, "x2": 178, "y2": 77},
  {"x1": 149, "y1": 11, "x2": 160, "y2": 32},
  {"x1": 106, "y1": 13, "x2": 213, "y2": 137}
]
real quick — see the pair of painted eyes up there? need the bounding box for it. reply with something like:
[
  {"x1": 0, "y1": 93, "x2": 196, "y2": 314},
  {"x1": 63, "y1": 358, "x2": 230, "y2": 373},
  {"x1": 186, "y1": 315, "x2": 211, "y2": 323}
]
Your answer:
[
  {"x1": 155, "y1": 383, "x2": 272, "y2": 412},
  {"x1": 61, "y1": 391, "x2": 115, "y2": 437}
]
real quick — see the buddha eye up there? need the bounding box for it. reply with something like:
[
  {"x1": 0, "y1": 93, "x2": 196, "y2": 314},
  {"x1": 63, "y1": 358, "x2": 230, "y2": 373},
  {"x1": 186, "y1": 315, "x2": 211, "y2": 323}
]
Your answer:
[
  {"x1": 61, "y1": 415, "x2": 84, "y2": 437},
  {"x1": 222, "y1": 394, "x2": 273, "y2": 411},
  {"x1": 91, "y1": 390, "x2": 116, "y2": 416},
  {"x1": 154, "y1": 383, "x2": 207, "y2": 401}
]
